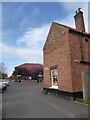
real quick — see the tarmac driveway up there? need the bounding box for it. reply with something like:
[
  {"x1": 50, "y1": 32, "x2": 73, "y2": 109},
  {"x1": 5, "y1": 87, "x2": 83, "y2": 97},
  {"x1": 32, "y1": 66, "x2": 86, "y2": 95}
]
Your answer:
[{"x1": 2, "y1": 80, "x2": 89, "y2": 118}]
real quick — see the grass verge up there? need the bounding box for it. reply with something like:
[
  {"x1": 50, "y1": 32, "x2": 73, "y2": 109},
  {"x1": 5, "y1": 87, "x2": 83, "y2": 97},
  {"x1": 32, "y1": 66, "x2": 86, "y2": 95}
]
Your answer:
[{"x1": 75, "y1": 97, "x2": 90, "y2": 105}]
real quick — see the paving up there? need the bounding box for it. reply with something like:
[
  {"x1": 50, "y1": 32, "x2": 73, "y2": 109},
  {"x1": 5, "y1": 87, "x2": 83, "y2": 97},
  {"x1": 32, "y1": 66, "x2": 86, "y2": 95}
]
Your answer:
[{"x1": 1, "y1": 80, "x2": 89, "y2": 118}]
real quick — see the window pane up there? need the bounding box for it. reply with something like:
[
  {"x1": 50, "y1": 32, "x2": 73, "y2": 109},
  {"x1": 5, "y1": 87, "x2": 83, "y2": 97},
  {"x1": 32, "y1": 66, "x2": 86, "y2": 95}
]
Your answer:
[{"x1": 51, "y1": 68, "x2": 58, "y2": 86}]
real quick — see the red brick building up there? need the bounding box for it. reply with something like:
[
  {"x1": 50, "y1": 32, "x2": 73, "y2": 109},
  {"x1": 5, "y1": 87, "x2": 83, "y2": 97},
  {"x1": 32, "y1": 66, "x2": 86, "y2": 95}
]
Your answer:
[
  {"x1": 43, "y1": 8, "x2": 90, "y2": 99},
  {"x1": 12, "y1": 63, "x2": 43, "y2": 80}
]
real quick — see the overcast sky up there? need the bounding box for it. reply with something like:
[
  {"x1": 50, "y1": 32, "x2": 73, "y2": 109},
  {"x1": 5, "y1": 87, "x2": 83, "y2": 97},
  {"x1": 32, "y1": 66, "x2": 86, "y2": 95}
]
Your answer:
[{"x1": 0, "y1": 1, "x2": 89, "y2": 76}]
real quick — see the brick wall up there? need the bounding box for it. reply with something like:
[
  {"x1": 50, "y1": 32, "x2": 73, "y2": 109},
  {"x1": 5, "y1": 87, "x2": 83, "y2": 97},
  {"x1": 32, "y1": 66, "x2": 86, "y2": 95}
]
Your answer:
[
  {"x1": 43, "y1": 23, "x2": 73, "y2": 92},
  {"x1": 69, "y1": 31, "x2": 90, "y2": 92},
  {"x1": 43, "y1": 22, "x2": 90, "y2": 93}
]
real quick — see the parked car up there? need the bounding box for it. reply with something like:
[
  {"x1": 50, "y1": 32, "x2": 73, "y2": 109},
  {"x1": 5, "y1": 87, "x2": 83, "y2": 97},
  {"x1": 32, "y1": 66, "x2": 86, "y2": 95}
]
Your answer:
[
  {"x1": 0, "y1": 81, "x2": 7, "y2": 92},
  {"x1": 18, "y1": 79, "x2": 21, "y2": 82},
  {"x1": 2, "y1": 79, "x2": 10, "y2": 86},
  {"x1": 37, "y1": 74, "x2": 43, "y2": 83}
]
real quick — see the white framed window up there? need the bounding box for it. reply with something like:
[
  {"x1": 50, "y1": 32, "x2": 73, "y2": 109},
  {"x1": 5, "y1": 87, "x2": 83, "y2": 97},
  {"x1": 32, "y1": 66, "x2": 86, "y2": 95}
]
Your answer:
[{"x1": 51, "y1": 68, "x2": 58, "y2": 86}]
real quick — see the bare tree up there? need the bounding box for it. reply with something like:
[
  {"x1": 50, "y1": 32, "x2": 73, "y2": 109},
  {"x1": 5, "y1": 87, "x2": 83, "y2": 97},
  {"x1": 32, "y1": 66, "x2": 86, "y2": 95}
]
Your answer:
[
  {"x1": 0, "y1": 62, "x2": 7, "y2": 78},
  {"x1": 0, "y1": 62, "x2": 7, "y2": 73}
]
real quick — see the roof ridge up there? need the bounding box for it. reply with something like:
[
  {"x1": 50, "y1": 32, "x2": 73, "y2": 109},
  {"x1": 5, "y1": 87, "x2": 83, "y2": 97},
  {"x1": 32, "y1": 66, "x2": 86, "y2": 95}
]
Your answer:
[
  {"x1": 15, "y1": 63, "x2": 43, "y2": 68},
  {"x1": 52, "y1": 22, "x2": 90, "y2": 36}
]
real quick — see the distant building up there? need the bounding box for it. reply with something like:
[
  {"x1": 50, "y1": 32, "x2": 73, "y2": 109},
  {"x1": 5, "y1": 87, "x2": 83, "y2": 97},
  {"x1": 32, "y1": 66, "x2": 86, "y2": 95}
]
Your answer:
[
  {"x1": 43, "y1": 8, "x2": 90, "y2": 99},
  {"x1": 12, "y1": 63, "x2": 43, "y2": 80}
]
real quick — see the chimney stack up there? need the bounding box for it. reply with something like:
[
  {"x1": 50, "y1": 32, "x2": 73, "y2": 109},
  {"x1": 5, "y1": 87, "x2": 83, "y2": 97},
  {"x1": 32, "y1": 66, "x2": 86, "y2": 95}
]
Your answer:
[{"x1": 74, "y1": 8, "x2": 85, "y2": 32}]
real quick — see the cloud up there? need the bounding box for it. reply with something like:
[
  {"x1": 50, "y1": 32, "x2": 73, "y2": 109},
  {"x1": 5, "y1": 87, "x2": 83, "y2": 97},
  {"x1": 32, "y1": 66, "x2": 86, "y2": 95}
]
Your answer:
[
  {"x1": 61, "y1": 2, "x2": 88, "y2": 12},
  {"x1": 17, "y1": 23, "x2": 51, "y2": 49},
  {"x1": 7, "y1": 66, "x2": 14, "y2": 77},
  {"x1": 0, "y1": 41, "x2": 43, "y2": 76},
  {"x1": 19, "y1": 7, "x2": 40, "y2": 31},
  {"x1": 0, "y1": 23, "x2": 51, "y2": 76},
  {"x1": 0, "y1": 2, "x2": 2, "y2": 42},
  {"x1": 59, "y1": 2, "x2": 88, "y2": 32},
  {"x1": 0, "y1": 43, "x2": 2, "y2": 62},
  {"x1": 0, "y1": 42, "x2": 43, "y2": 63},
  {"x1": 1, "y1": 42, "x2": 43, "y2": 76},
  {"x1": 1, "y1": 2, "x2": 89, "y2": 76},
  {"x1": 1, "y1": 1, "x2": 88, "y2": 63},
  {"x1": 0, "y1": 23, "x2": 50, "y2": 77}
]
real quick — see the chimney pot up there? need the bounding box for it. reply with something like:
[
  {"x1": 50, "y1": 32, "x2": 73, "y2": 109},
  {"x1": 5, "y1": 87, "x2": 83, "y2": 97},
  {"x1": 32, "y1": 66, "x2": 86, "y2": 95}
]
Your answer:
[{"x1": 78, "y1": 8, "x2": 81, "y2": 12}]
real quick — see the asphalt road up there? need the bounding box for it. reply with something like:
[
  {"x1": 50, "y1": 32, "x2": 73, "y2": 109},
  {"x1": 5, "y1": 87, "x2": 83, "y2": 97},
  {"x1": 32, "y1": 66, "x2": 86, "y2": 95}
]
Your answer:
[{"x1": 2, "y1": 80, "x2": 88, "y2": 118}]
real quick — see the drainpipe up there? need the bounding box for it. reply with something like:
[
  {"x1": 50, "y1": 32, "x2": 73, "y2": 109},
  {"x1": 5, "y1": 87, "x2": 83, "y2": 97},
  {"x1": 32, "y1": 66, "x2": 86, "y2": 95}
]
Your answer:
[{"x1": 79, "y1": 34, "x2": 84, "y2": 62}]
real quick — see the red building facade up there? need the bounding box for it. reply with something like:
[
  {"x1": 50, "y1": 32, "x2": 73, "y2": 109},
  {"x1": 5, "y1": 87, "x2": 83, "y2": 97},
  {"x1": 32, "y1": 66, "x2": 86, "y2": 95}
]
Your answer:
[
  {"x1": 12, "y1": 63, "x2": 43, "y2": 80},
  {"x1": 43, "y1": 9, "x2": 90, "y2": 99}
]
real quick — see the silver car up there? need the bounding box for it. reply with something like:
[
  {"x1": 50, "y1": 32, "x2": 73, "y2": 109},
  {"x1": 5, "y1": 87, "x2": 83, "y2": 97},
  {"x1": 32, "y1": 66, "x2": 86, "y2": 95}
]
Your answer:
[
  {"x1": 2, "y1": 79, "x2": 10, "y2": 86},
  {"x1": 0, "y1": 82, "x2": 7, "y2": 92}
]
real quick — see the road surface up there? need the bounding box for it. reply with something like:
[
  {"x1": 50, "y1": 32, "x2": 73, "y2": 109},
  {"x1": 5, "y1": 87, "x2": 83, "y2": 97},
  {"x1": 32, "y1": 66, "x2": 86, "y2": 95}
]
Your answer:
[{"x1": 2, "y1": 80, "x2": 88, "y2": 118}]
